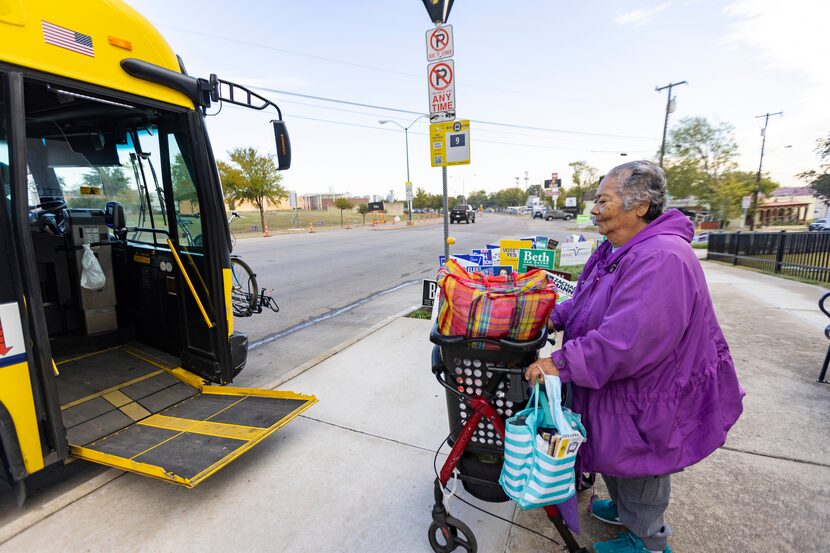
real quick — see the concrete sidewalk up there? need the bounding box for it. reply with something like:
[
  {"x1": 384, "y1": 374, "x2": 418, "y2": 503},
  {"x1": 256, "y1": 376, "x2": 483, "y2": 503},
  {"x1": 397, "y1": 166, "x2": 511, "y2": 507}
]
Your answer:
[{"x1": 2, "y1": 260, "x2": 829, "y2": 552}]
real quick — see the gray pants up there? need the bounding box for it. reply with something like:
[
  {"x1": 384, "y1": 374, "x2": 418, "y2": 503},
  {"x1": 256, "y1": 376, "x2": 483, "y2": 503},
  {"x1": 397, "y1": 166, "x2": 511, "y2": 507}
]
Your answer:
[{"x1": 602, "y1": 473, "x2": 673, "y2": 551}]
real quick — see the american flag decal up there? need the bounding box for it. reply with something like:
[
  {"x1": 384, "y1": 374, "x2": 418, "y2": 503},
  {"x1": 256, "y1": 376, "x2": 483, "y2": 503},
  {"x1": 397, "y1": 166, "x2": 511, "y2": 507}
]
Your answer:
[{"x1": 42, "y1": 21, "x2": 94, "y2": 57}]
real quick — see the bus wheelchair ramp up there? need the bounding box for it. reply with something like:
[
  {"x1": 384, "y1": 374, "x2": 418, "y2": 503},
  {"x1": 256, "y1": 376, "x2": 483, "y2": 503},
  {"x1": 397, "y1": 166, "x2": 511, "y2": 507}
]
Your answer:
[{"x1": 70, "y1": 385, "x2": 316, "y2": 487}]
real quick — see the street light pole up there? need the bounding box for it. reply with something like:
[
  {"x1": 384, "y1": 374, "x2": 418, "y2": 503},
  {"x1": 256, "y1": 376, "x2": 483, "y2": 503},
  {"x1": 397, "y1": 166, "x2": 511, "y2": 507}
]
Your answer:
[
  {"x1": 748, "y1": 111, "x2": 783, "y2": 231},
  {"x1": 379, "y1": 115, "x2": 428, "y2": 222},
  {"x1": 655, "y1": 80, "x2": 687, "y2": 167}
]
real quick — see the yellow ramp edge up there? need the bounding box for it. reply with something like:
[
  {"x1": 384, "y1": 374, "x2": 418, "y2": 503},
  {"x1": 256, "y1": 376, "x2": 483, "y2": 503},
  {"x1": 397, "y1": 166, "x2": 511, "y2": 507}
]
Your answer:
[{"x1": 70, "y1": 387, "x2": 316, "y2": 488}]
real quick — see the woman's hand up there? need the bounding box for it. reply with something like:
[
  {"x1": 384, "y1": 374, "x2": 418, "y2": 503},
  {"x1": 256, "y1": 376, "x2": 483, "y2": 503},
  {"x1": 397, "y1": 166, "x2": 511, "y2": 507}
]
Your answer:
[
  {"x1": 546, "y1": 318, "x2": 555, "y2": 333},
  {"x1": 525, "y1": 356, "x2": 559, "y2": 385}
]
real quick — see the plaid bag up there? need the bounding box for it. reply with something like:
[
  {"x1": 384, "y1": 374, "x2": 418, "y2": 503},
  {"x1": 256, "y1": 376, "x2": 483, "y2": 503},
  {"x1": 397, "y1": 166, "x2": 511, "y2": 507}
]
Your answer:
[{"x1": 436, "y1": 259, "x2": 558, "y2": 341}]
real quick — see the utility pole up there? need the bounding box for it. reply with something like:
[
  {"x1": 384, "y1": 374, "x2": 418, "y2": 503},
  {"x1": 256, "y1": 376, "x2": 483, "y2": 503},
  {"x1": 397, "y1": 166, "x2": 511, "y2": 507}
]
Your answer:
[
  {"x1": 748, "y1": 111, "x2": 783, "y2": 231},
  {"x1": 655, "y1": 80, "x2": 687, "y2": 167},
  {"x1": 524, "y1": 170, "x2": 529, "y2": 190}
]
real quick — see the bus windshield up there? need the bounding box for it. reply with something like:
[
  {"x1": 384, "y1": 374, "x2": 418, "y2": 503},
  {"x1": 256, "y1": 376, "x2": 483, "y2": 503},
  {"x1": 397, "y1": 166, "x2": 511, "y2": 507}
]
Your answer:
[{"x1": 23, "y1": 79, "x2": 204, "y2": 249}]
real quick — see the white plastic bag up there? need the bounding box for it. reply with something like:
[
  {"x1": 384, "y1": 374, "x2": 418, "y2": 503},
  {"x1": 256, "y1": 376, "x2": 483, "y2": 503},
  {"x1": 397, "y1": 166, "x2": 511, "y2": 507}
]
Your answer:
[{"x1": 80, "y1": 244, "x2": 106, "y2": 290}]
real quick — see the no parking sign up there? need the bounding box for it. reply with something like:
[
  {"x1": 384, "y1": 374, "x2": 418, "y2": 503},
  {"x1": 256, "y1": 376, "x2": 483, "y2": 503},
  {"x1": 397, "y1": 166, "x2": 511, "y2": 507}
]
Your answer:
[{"x1": 426, "y1": 25, "x2": 454, "y2": 61}]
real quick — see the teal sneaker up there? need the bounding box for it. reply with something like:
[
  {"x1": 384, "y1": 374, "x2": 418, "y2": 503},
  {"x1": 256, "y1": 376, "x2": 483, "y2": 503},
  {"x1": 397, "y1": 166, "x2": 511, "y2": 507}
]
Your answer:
[
  {"x1": 590, "y1": 498, "x2": 623, "y2": 526},
  {"x1": 593, "y1": 532, "x2": 672, "y2": 553}
]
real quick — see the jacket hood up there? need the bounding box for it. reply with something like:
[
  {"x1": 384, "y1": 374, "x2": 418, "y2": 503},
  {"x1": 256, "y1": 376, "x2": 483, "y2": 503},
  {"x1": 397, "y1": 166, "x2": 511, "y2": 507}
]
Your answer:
[{"x1": 599, "y1": 209, "x2": 694, "y2": 264}]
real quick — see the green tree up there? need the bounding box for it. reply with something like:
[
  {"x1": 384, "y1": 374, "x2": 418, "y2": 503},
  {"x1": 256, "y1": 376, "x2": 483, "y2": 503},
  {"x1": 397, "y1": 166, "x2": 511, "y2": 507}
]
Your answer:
[
  {"x1": 799, "y1": 133, "x2": 830, "y2": 202},
  {"x1": 567, "y1": 161, "x2": 599, "y2": 213},
  {"x1": 717, "y1": 171, "x2": 779, "y2": 220},
  {"x1": 664, "y1": 117, "x2": 739, "y2": 220},
  {"x1": 466, "y1": 189, "x2": 488, "y2": 209},
  {"x1": 217, "y1": 147, "x2": 287, "y2": 233},
  {"x1": 494, "y1": 187, "x2": 528, "y2": 207},
  {"x1": 82, "y1": 166, "x2": 130, "y2": 197},
  {"x1": 356, "y1": 203, "x2": 370, "y2": 224},
  {"x1": 334, "y1": 197, "x2": 354, "y2": 227},
  {"x1": 171, "y1": 154, "x2": 198, "y2": 204},
  {"x1": 412, "y1": 187, "x2": 431, "y2": 209}
]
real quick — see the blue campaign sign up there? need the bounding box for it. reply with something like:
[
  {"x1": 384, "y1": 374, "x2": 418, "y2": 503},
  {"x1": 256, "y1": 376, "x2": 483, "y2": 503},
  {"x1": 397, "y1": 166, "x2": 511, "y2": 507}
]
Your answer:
[
  {"x1": 471, "y1": 249, "x2": 493, "y2": 265},
  {"x1": 469, "y1": 265, "x2": 513, "y2": 276},
  {"x1": 439, "y1": 254, "x2": 484, "y2": 268}
]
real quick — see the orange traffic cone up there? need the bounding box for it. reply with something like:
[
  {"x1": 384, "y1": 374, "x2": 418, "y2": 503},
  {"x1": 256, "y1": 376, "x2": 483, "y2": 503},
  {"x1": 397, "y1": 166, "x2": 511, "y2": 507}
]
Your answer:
[
  {"x1": 308, "y1": 222, "x2": 315, "y2": 233},
  {"x1": 264, "y1": 222, "x2": 271, "y2": 237}
]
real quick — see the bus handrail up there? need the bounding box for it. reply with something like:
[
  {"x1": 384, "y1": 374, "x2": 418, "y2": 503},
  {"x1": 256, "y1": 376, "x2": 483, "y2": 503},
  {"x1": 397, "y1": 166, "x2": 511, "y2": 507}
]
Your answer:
[{"x1": 166, "y1": 238, "x2": 214, "y2": 329}]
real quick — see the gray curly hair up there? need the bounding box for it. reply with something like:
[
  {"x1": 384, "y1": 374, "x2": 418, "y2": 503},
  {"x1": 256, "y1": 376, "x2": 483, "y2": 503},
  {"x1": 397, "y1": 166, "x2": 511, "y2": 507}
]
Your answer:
[{"x1": 606, "y1": 160, "x2": 668, "y2": 222}]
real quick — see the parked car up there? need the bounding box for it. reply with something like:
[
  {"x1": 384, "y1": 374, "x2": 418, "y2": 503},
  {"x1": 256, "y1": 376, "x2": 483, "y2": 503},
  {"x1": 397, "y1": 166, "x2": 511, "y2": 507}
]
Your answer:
[
  {"x1": 809, "y1": 218, "x2": 827, "y2": 231},
  {"x1": 542, "y1": 208, "x2": 573, "y2": 221},
  {"x1": 450, "y1": 204, "x2": 476, "y2": 224}
]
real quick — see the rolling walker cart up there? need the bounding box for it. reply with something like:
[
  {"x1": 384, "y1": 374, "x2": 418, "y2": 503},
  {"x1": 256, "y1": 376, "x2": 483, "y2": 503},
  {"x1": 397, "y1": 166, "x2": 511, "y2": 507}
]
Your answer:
[{"x1": 428, "y1": 326, "x2": 589, "y2": 553}]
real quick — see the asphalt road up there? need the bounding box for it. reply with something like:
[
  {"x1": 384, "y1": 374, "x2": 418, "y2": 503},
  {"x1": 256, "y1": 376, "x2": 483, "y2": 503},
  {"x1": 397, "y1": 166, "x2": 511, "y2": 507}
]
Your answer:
[{"x1": 230, "y1": 213, "x2": 598, "y2": 388}]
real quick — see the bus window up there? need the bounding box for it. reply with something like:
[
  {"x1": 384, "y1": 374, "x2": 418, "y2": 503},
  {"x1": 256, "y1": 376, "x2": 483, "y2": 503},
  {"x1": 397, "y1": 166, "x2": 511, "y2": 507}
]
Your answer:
[{"x1": 167, "y1": 133, "x2": 203, "y2": 251}]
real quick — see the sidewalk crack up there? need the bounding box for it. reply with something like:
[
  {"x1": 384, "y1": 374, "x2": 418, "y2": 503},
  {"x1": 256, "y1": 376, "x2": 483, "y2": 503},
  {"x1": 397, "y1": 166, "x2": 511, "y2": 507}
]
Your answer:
[
  {"x1": 721, "y1": 445, "x2": 830, "y2": 469},
  {"x1": 299, "y1": 415, "x2": 439, "y2": 454}
]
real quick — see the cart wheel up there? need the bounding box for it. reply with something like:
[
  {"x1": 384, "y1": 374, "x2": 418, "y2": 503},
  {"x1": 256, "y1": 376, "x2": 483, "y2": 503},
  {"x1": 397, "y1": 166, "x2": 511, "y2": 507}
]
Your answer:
[{"x1": 428, "y1": 517, "x2": 477, "y2": 553}]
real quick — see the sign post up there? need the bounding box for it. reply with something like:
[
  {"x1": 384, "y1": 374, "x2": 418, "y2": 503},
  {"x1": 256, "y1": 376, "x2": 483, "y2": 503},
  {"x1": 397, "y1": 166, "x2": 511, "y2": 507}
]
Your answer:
[{"x1": 422, "y1": 3, "x2": 459, "y2": 263}]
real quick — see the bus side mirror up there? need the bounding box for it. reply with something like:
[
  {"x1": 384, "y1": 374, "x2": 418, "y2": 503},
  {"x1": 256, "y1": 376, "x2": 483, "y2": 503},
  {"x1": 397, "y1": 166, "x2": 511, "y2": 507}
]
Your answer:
[{"x1": 271, "y1": 120, "x2": 291, "y2": 170}]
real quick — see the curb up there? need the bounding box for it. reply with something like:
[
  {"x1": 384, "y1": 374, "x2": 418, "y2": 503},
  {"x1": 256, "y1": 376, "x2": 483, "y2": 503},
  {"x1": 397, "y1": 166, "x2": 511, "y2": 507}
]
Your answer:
[{"x1": 0, "y1": 307, "x2": 418, "y2": 542}]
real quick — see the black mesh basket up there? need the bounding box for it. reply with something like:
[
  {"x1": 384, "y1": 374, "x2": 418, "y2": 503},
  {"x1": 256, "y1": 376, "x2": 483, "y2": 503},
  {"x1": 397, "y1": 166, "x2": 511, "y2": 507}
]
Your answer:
[{"x1": 430, "y1": 326, "x2": 547, "y2": 501}]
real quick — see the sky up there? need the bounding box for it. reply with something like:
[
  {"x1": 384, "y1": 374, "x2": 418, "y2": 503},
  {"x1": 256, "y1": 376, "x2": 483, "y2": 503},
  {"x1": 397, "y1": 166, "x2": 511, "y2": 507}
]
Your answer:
[{"x1": 126, "y1": 0, "x2": 829, "y2": 200}]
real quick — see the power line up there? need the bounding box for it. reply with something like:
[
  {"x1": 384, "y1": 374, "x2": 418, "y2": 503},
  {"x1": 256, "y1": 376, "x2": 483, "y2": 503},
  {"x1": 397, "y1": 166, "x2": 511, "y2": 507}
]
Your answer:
[
  {"x1": 159, "y1": 24, "x2": 654, "y2": 111},
  {"x1": 220, "y1": 102, "x2": 645, "y2": 152},
  {"x1": 283, "y1": 114, "x2": 634, "y2": 152},
  {"x1": 277, "y1": 98, "x2": 646, "y2": 145},
  {"x1": 253, "y1": 85, "x2": 657, "y2": 140}
]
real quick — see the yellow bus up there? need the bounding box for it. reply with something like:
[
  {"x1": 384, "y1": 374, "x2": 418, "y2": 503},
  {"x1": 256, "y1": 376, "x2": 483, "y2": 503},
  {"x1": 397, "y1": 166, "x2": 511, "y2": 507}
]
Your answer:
[{"x1": 0, "y1": 0, "x2": 314, "y2": 502}]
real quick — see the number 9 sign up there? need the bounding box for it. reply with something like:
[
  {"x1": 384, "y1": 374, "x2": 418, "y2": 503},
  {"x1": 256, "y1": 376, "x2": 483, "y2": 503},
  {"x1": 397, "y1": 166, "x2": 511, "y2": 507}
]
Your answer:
[{"x1": 430, "y1": 120, "x2": 470, "y2": 167}]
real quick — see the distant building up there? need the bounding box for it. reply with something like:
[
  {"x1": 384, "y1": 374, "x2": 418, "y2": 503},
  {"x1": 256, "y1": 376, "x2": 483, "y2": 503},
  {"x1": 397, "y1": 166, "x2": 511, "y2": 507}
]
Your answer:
[
  {"x1": 756, "y1": 187, "x2": 817, "y2": 226},
  {"x1": 229, "y1": 190, "x2": 295, "y2": 212},
  {"x1": 301, "y1": 193, "x2": 370, "y2": 211}
]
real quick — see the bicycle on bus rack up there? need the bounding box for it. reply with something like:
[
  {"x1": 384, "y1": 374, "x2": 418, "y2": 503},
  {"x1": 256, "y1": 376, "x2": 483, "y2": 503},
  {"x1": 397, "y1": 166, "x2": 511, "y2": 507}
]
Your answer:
[
  {"x1": 223, "y1": 211, "x2": 280, "y2": 317},
  {"x1": 229, "y1": 256, "x2": 279, "y2": 317}
]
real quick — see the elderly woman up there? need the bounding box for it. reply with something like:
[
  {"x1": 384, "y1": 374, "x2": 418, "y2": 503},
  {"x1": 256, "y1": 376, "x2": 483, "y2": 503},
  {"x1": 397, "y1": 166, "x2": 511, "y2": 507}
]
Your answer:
[{"x1": 526, "y1": 161, "x2": 744, "y2": 553}]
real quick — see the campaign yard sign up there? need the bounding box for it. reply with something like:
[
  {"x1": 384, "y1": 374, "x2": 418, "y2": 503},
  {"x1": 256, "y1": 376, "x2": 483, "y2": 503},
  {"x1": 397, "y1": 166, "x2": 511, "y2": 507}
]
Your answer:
[
  {"x1": 469, "y1": 265, "x2": 512, "y2": 276},
  {"x1": 533, "y1": 236, "x2": 550, "y2": 249},
  {"x1": 518, "y1": 248, "x2": 556, "y2": 272},
  {"x1": 471, "y1": 249, "x2": 493, "y2": 265},
  {"x1": 422, "y1": 279, "x2": 437, "y2": 307},
  {"x1": 439, "y1": 254, "x2": 483, "y2": 268},
  {"x1": 560, "y1": 243, "x2": 592, "y2": 266},
  {"x1": 499, "y1": 239, "x2": 533, "y2": 270},
  {"x1": 486, "y1": 244, "x2": 501, "y2": 265}
]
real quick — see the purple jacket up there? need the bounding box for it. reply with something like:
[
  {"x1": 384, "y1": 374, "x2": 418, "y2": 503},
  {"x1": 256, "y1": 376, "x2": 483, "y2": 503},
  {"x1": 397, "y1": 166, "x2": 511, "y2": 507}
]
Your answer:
[{"x1": 550, "y1": 210, "x2": 744, "y2": 478}]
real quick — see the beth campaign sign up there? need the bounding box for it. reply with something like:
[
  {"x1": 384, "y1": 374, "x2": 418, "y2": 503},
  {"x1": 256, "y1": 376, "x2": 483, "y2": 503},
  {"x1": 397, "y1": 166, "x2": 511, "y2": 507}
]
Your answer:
[{"x1": 518, "y1": 248, "x2": 556, "y2": 272}]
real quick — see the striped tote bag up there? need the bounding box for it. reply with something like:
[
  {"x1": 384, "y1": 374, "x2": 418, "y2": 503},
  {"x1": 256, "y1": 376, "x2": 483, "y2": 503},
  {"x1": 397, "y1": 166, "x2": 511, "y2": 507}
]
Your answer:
[{"x1": 499, "y1": 377, "x2": 586, "y2": 509}]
